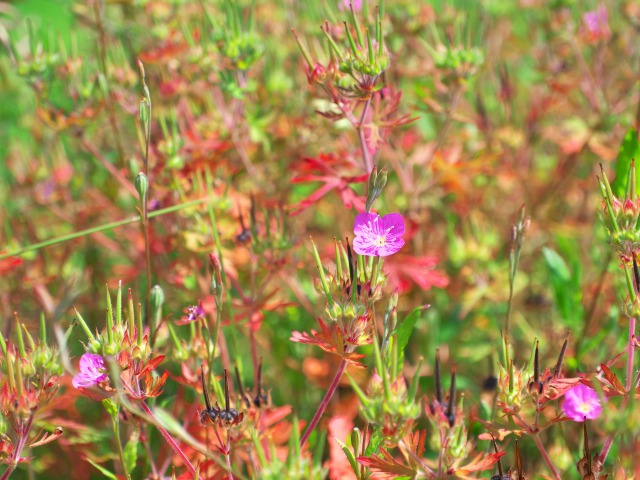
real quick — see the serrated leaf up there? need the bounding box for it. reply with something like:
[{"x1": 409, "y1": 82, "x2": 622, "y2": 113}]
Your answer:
[
  {"x1": 86, "y1": 459, "x2": 118, "y2": 479},
  {"x1": 365, "y1": 428, "x2": 384, "y2": 456},
  {"x1": 611, "y1": 128, "x2": 640, "y2": 197}
]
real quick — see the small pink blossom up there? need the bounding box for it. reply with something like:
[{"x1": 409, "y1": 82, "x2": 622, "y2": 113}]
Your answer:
[
  {"x1": 353, "y1": 212, "x2": 405, "y2": 257},
  {"x1": 178, "y1": 301, "x2": 206, "y2": 325},
  {"x1": 72, "y1": 353, "x2": 108, "y2": 389},
  {"x1": 561, "y1": 383, "x2": 602, "y2": 421},
  {"x1": 339, "y1": 0, "x2": 362, "y2": 12},
  {"x1": 582, "y1": 5, "x2": 610, "y2": 41}
]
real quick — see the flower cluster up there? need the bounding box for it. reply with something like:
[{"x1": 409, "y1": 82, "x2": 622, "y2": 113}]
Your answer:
[
  {"x1": 292, "y1": 212, "x2": 405, "y2": 367},
  {"x1": 0, "y1": 314, "x2": 63, "y2": 473}
]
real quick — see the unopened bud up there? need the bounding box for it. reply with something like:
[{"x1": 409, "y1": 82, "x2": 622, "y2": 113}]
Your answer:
[
  {"x1": 151, "y1": 285, "x2": 165, "y2": 311},
  {"x1": 350, "y1": 428, "x2": 361, "y2": 456},
  {"x1": 209, "y1": 254, "x2": 223, "y2": 298},
  {"x1": 135, "y1": 172, "x2": 148, "y2": 200}
]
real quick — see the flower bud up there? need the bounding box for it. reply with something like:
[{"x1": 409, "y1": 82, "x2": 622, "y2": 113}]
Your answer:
[
  {"x1": 151, "y1": 285, "x2": 165, "y2": 312},
  {"x1": 135, "y1": 172, "x2": 148, "y2": 200}
]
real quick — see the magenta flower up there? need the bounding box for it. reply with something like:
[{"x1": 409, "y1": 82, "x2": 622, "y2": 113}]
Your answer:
[
  {"x1": 582, "y1": 5, "x2": 610, "y2": 41},
  {"x1": 561, "y1": 383, "x2": 602, "y2": 421},
  {"x1": 339, "y1": 0, "x2": 362, "y2": 11},
  {"x1": 72, "y1": 353, "x2": 108, "y2": 389},
  {"x1": 583, "y1": 6, "x2": 607, "y2": 33},
  {"x1": 353, "y1": 212, "x2": 405, "y2": 257},
  {"x1": 177, "y1": 301, "x2": 206, "y2": 325}
]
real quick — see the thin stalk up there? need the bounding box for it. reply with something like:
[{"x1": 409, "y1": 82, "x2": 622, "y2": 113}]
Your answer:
[
  {"x1": 358, "y1": 96, "x2": 373, "y2": 173},
  {"x1": 300, "y1": 359, "x2": 347, "y2": 448},
  {"x1": 0, "y1": 197, "x2": 212, "y2": 260},
  {"x1": 532, "y1": 433, "x2": 561, "y2": 480},
  {"x1": 141, "y1": 211, "x2": 152, "y2": 341},
  {"x1": 225, "y1": 431, "x2": 233, "y2": 480},
  {"x1": 599, "y1": 435, "x2": 614, "y2": 466},
  {"x1": 0, "y1": 412, "x2": 35, "y2": 480},
  {"x1": 204, "y1": 168, "x2": 239, "y2": 370},
  {"x1": 112, "y1": 414, "x2": 129, "y2": 479},
  {"x1": 627, "y1": 317, "x2": 636, "y2": 392},
  {"x1": 139, "y1": 401, "x2": 202, "y2": 480}
]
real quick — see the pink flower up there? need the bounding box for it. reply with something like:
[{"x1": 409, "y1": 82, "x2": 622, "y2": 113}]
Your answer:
[
  {"x1": 177, "y1": 301, "x2": 206, "y2": 325},
  {"x1": 72, "y1": 353, "x2": 108, "y2": 388},
  {"x1": 561, "y1": 384, "x2": 602, "y2": 421},
  {"x1": 582, "y1": 5, "x2": 610, "y2": 41},
  {"x1": 583, "y1": 6, "x2": 607, "y2": 33},
  {"x1": 339, "y1": 0, "x2": 362, "y2": 11},
  {"x1": 353, "y1": 212, "x2": 405, "y2": 257}
]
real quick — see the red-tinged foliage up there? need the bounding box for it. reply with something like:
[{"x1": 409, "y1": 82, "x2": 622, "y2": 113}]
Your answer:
[
  {"x1": 357, "y1": 449, "x2": 417, "y2": 479},
  {"x1": 291, "y1": 315, "x2": 372, "y2": 367},
  {"x1": 448, "y1": 452, "x2": 506, "y2": 478},
  {"x1": 29, "y1": 427, "x2": 64, "y2": 448},
  {"x1": 288, "y1": 153, "x2": 368, "y2": 216},
  {"x1": 229, "y1": 286, "x2": 296, "y2": 331},
  {"x1": 384, "y1": 254, "x2": 449, "y2": 293},
  {"x1": 598, "y1": 364, "x2": 626, "y2": 397},
  {"x1": 0, "y1": 254, "x2": 22, "y2": 274}
]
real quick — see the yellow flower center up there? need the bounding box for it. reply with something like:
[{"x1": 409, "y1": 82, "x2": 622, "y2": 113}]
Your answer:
[
  {"x1": 576, "y1": 402, "x2": 592, "y2": 414},
  {"x1": 374, "y1": 235, "x2": 387, "y2": 247}
]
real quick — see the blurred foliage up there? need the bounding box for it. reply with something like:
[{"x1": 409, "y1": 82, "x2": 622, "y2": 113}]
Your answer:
[{"x1": 1, "y1": 0, "x2": 640, "y2": 478}]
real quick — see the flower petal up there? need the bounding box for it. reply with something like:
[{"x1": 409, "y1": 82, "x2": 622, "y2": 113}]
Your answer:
[
  {"x1": 79, "y1": 353, "x2": 105, "y2": 372},
  {"x1": 380, "y1": 213, "x2": 405, "y2": 237},
  {"x1": 353, "y1": 236, "x2": 378, "y2": 256},
  {"x1": 377, "y1": 238, "x2": 405, "y2": 257},
  {"x1": 353, "y1": 212, "x2": 379, "y2": 237}
]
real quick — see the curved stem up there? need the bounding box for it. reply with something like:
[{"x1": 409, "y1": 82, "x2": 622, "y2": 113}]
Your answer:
[
  {"x1": 300, "y1": 359, "x2": 347, "y2": 448},
  {"x1": 532, "y1": 433, "x2": 561, "y2": 480},
  {"x1": 139, "y1": 401, "x2": 202, "y2": 480}
]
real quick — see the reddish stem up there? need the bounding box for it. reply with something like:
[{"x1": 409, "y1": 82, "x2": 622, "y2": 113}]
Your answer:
[
  {"x1": 532, "y1": 433, "x2": 561, "y2": 480},
  {"x1": 600, "y1": 317, "x2": 637, "y2": 468},
  {"x1": 0, "y1": 412, "x2": 35, "y2": 480},
  {"x1": 226, "y1": 430, "x2": 233, "y2": 480},
  {"x1": 139, "y1": 401, "x2": 202, "y2": 480},
  {"x1": 300, "y1": 359, "x2": 347, "y2": 448},
  {"x1": 599, "y1": 435, "x2": 614, "y2": 466}
]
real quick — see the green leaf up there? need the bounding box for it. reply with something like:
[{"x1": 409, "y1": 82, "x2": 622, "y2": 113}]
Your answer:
[
  {"x1": 335, "y1": 438, "x2": 358, "y2": 473},
  {"x1": 611, "y1": 128, "x2": 640, "y2": 197},
  {"x1": 86, "y1": 459, "x2": 118, "y2": 480},
  {"x1": 542, "y1": 247, "x2": 583, "y2": 329},
  {"x1": 392, "y1": 306, "x2": 427, "y2": 353},
  {"x1": 365, "y1": 428, "x2": 384, "y2": 456},
  {"x1": 102, "y1": 399, "x2": 118, "y2": 418}
]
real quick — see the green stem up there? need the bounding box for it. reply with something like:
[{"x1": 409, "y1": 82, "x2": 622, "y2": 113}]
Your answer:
[
  {"x1": 204, "y1": 168, "x2": 238, "y2": 371},
  {"x1": 112, "y1": 413, "x2": 129, "y2": 479},
  {"x1": 0, "y1": 198, "x2": 211, "y2": 260},
  {"x1": 371, "y1": 313, "x2": 391, "y2": 402}
]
